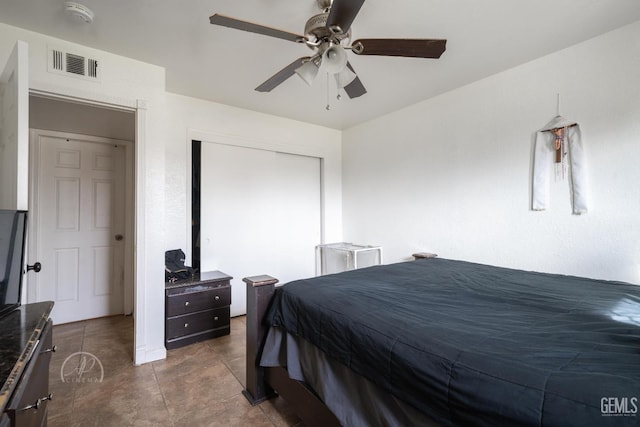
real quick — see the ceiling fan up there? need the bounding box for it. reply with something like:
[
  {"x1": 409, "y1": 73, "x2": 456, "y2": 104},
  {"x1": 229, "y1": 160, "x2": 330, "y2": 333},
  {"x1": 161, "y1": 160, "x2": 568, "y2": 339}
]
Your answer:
[{"x1": 210, "y1": 0, "x2": 446, "y2": 100}]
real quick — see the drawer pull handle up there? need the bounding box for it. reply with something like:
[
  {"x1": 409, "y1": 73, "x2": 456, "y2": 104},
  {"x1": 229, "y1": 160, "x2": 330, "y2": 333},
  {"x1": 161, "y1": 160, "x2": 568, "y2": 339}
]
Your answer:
[
  {"x1": 19, "y1": 393, "x2": 53, "y2": 411},
  {"x1": 214, "y1": 295, "x2": 220, "y2": 301},
  {"x1": 214, "y1": 316, "x2": 219, "y2": 321},
  {"x1": 42, "y1": 345, "x2": 57, "y2": 354},
  {"x1": 184, "y1": 323, "x2": 189, "y2": 328},
  {"x1": 184, "y1": 301, "x2": 190, "y2": 307}
]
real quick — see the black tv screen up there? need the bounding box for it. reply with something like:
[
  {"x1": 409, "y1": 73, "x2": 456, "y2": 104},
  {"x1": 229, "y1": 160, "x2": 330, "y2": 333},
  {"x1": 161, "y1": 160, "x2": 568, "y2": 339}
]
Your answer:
[{"x1": 0, "y1": 210, "x2": 27, "y2": 318}]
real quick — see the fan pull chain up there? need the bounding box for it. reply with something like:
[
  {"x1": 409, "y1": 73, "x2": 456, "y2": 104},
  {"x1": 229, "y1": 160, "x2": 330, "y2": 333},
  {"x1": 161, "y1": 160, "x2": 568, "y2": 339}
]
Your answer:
[
  {"x1": 326, "y1": 73, "x2": 331, "y2": 110},
  {"x1": 325, "y1": 72, "x2": 343, "y2": 110}
]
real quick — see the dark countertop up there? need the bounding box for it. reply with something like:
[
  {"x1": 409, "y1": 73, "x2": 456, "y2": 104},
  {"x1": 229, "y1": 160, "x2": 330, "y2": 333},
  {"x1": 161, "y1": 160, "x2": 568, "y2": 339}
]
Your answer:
[
  {"x1": 165, "y1": 270, "x2": 232, "y2": 290},
  {"x1": 0, "y1": 301, "x2": 54, "y2": 413}
]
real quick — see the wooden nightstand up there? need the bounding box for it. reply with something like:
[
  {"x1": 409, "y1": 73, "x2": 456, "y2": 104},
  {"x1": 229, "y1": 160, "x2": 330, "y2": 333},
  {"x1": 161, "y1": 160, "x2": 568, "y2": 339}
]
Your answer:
[{"x1": 165, "y1": 271, "x2": 232, "y2": 350}]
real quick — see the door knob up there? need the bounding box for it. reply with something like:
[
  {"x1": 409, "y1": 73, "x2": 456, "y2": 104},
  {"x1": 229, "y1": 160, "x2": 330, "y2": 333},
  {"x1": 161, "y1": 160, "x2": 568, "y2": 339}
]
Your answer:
[
  {"x1": 115, "y1": 234, "x2": 124, "y2": 241},
  {"x1": 27, "y1": 262, "x2": 42, "y2": 273}
]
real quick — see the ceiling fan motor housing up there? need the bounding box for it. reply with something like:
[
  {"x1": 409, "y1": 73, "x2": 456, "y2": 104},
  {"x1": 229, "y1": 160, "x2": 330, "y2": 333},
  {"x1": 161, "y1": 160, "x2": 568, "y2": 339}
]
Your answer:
[{"x1": 304, "y1": 12, "x2": 350, "y2": 45}]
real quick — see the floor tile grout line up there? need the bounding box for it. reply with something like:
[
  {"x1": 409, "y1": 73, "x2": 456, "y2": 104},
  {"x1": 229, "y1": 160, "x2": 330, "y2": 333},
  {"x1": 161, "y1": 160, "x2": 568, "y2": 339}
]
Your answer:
[
  {"x1": 151, "y1": 360, "x2": 176, "y2": 427},
  {"x1": 68, "y1": 320, "x2": 87, "y2": 415}
]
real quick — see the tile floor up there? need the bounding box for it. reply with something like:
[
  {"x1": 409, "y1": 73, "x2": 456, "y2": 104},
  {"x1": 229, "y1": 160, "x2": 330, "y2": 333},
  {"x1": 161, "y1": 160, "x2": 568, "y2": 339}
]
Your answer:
[{"x1": 48, "y1": 315, "x2": 304, "y2": 426}]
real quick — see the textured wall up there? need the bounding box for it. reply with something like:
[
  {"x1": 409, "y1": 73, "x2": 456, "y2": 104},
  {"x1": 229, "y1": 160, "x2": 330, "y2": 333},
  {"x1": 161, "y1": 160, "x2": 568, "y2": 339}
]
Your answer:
[{"x1": 342, "y1": 22, "x2": 640, "y2": 284}]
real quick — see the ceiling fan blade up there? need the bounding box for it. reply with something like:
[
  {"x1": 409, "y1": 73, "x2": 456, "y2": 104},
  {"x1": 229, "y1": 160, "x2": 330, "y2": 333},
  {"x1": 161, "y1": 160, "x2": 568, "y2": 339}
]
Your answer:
[
  {"x1": 326, "y1": 0, "x2": 365, "y2": 35},
  {"x1": 255, "y1": 57, "x2": 310, "y2": 92},
  {"x1": 343, "y1": 62, "x2": 367, "y2": 98},
  {"x1": 352, "y1": 38, "x2": 447, "y2": 58},
  {"x1": 210, "y1": 14, "x2": 306, "y2": 43}
]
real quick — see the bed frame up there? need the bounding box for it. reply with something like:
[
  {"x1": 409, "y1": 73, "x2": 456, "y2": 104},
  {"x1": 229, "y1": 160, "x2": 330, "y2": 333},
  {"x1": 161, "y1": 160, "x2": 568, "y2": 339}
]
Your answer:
[{"x1": 242, "y1": 275, "x2": 341, "y2": 427}]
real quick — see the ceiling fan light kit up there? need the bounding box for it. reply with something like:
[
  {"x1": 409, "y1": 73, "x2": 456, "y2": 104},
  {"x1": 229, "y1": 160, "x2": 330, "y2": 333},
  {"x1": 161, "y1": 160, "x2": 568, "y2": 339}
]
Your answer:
[
  {"x1": 295, "y1": 58, "x2": 321, "y2": 86},
  {"x1": 322, "y1": 44, "x2": 348, "y2": 74},
  {"x1": 335, "y1": 67, "x2": 357, "y2": 89},
  {"x1": 209, "y1": 0, "x2": 447, "y2": 102}
]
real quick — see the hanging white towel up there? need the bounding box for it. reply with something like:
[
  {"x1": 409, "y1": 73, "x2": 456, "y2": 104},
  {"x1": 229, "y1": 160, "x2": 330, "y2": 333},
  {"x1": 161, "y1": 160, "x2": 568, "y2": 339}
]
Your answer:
[{"x1": 532, "y1": 116, "x2": 588, "y2": 214}]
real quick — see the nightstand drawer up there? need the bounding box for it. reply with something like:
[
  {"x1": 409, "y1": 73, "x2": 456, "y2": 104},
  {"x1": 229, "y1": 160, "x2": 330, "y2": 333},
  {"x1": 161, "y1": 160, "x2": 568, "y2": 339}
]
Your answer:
[
  {"x1": 166, "y1": 307, "x2": 230, "y2": 340},
  {"x1": 166, "y1": 286, "x2": 231, "y2": 317}
]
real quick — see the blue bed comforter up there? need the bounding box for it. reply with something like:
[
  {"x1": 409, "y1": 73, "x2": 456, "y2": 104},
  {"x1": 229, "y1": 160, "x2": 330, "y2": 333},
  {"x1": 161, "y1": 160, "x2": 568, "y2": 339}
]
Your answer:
[{"x1": 264, "y1": 258, "x2": 640, "y2": 426}]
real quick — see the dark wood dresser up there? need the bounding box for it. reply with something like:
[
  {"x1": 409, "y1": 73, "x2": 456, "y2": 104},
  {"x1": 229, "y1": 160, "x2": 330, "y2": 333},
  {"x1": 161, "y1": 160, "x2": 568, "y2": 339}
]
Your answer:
[
  {"x1": 0, "y1": 302, "x2": 54, "y2": 427},
  {"x1": 165, "y1": 271, "x2": 232, "y2": 350}
]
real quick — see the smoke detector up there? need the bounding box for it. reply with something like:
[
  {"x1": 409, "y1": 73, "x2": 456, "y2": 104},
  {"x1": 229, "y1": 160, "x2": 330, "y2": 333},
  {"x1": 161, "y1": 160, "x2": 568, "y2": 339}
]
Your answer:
[{"x1": 64, "y1": 2, "x2": 94, "y2": 24}]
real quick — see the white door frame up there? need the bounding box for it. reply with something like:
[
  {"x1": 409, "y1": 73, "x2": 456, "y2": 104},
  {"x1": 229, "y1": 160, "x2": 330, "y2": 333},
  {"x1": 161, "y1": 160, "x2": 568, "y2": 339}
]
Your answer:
[
  {"x1": 28, "y1": 89, "x2": 151, "y2": 365},
  {"x1": 28, "y1": 128, "x2": 135, "y2": 316}
]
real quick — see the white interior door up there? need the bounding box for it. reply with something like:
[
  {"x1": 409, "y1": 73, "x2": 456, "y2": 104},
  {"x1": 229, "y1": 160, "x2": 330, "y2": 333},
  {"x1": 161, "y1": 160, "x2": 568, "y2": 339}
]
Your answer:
[
  {"x1": 33, "y1": 133, "x2": 126, "y2": 324},
  {"x1": 0, "y1": 40, "x2": 29, "y2": 211},
  {"x1": 200, "y1": 142, "x2": 321, "y2": 316}
]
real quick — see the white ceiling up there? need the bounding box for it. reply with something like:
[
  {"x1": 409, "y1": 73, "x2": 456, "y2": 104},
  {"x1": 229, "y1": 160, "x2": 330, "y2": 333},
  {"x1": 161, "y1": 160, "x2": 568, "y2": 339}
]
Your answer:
[{"x1": 2, "y1": 0, "x2": 640, "y2": 129}]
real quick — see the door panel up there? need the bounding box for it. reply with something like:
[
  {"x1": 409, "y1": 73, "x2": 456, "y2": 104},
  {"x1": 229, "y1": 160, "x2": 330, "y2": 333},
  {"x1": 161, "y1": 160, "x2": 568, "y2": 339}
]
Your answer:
[
  {"x1": 201, "y1": 144, "x2": 275, "y2": 318},
  {"x1": 55, "y1": 177, "x2": 80, "y2": 230},
  {"x1": 35, "y1": 134, "x2": 125, "y2": 324},
  {"x1": 93, "y1": 246, "x2": 114, "y2": 295},
  {"x1": 200, "y1": 142, "x2": 321, "y2": 316},
  {"x1": 55, "y1": 248, "x2": 79, "y2": 301},
  {"x1": 273, "y1": 152, "x2": 322, "y2": 283}
]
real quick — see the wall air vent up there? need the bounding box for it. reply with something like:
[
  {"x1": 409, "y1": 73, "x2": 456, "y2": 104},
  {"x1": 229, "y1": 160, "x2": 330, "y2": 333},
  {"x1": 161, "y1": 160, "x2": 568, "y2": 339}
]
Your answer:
[
  {"x1": 66, "y1": 53, "x2": 85, "y2": 75},
  {"x1": 88, "y1": 58, "x2": 98, "y2": 78},
  {"x1": 48, "y1": 46, "x2": 101, "y2": 82}
]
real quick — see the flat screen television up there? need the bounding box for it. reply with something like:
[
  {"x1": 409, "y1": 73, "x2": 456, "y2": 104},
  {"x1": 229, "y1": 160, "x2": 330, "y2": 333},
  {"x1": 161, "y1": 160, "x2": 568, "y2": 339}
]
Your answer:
[{"x1": 0, "y1": 210, "x2": 27, "y2": 318}]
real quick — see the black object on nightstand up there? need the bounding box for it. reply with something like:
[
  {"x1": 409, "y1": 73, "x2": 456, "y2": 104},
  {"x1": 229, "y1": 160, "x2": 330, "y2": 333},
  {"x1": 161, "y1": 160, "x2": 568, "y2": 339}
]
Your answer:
[{"x1": 165, "y1": 271, "x2": 232, "y2": 350}]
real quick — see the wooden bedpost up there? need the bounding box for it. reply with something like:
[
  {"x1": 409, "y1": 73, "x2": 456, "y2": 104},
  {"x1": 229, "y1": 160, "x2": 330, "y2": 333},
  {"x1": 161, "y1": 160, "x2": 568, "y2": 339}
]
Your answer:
[
  {"x1": 242, "y1": 275, "x2": 279, "y2": 405},
  {"x1": 242, "y1": 275, "x2": 342, "y2": 427}
]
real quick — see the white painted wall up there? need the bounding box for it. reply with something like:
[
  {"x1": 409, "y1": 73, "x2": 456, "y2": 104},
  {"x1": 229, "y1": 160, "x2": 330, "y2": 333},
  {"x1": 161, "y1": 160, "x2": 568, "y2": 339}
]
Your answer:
[
  {"x1": 0, "y1": 40, "x2": 28, "y2": 211},
  {"x1": 342, "y1": 21, "x2": 640, "y2": 284}
]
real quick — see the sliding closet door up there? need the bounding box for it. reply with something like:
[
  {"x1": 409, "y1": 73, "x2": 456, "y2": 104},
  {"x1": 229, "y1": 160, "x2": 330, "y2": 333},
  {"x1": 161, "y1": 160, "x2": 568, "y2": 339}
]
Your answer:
[
  {"x1": 200, "y1": 142, "x2": 321, "y2": 316},
  {"x1": 271, "y1": 151, "x2": 323, "y2": 283}
]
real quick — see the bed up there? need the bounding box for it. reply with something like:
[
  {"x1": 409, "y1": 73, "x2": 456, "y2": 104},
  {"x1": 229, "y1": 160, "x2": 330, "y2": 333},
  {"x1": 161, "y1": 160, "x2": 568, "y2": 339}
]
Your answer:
[{"x1": 242, "y1": 257, "x2": 640, "y2": 426}]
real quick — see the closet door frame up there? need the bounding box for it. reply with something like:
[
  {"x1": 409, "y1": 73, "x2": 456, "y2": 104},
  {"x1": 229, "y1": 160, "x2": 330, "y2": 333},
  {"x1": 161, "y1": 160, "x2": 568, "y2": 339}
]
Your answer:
[{"x1": 186, "y1": 128, "x2": 342, "y2": 291}]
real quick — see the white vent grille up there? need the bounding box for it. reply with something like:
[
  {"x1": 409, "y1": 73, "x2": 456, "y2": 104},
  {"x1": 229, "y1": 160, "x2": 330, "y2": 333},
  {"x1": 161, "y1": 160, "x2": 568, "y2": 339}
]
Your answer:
[
  {"x1": 52, "y1": 49, "x2": 64, "y2": 71},
  {"x1": 48, "y1": 46, "x2": 101, "y2": 82},
  {"x1": 66, "y1": 53, "x2": 85, "y2": 75},
  {"x1": 88, "y1": 59, "x2": 98, "y2": 78}
]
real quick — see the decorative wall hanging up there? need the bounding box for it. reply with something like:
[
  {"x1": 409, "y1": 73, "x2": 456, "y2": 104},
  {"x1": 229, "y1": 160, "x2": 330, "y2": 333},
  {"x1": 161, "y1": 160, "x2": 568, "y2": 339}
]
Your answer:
[{"x1": 531, "y1": 111, "x2": 589, "y2": 215}]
